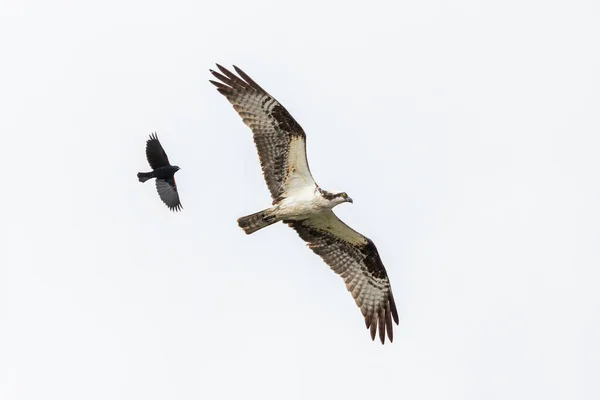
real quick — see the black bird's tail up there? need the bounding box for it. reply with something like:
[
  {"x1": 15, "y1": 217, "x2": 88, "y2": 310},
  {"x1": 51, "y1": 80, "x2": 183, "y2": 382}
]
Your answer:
[
  {"x1": 137, "y1": 172, "x2": 154, "y2": 183},
  {"x1": 237, "y1": 209, "x2": 278, "y2": 234}
]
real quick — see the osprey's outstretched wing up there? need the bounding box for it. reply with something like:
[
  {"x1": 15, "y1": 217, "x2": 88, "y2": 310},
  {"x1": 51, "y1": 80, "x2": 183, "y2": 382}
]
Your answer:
[
  {"x1": 210, "y1": 65, "x2": 316, "y2": 201},
  {"x1": 145, "y1": 132, "x2": 171, "y2": 169},
  {"x1": 286, "y1": 211, "x2": 398, "y2": 344}
]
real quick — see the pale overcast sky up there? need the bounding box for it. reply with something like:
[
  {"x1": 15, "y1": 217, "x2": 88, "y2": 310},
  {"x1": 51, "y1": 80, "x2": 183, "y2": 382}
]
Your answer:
[{"x1": 1, "y1": 1, "x2": 599, "y2": 399}]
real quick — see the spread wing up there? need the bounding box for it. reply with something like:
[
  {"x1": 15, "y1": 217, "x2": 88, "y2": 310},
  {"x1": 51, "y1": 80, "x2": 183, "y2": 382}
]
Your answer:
[
  {"x1": 210, "y1": 65, "x2": 316, "y2": 202},
  {"x1": 146, "y1": 132, "x2": 171, "y2": 170},
  {"x1": 155, "y1": 177, "x2": 182, "y2": 212},
  {"x1": 285, "y1": 211, "x2": 398, "y2": 344}
]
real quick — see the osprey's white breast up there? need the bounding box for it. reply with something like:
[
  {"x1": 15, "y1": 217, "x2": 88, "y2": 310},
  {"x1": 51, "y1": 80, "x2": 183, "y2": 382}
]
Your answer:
[{"x1": 275, "y1": 187, "x2": 332, "y2": 220}]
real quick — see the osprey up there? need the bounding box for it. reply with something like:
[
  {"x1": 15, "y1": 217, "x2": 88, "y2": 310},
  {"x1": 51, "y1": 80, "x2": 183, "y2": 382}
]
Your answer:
[{"x1": 210, "y1": 65, "x2": 398, "y2": 343}]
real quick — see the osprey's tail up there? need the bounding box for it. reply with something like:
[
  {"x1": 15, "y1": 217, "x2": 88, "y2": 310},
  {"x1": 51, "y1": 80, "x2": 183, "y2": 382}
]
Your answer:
[
  {"x1": 237, "y1": 209, "x2": 277, "y2": 235},
  {"x1": 137, "y1": 171, "x2": 154, "y2": 183}
]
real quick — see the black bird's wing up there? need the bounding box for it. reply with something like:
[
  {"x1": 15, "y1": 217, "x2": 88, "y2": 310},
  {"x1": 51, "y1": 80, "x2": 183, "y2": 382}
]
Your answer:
[
  {"x1": 285, "y1": 211, "x2": 398, "y2": 344},
  {"x1": 209, "y1": 65, "x2": 316, "y2": 202},
  {"x1": 146, "y1": 132, "x2": 171, "y2": 169},
  {"x1": 155, "y1": 177, "x2": 182, "y2": 212}
]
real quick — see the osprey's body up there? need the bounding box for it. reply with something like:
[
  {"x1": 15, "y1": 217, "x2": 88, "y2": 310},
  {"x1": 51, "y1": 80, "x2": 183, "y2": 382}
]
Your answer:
[
  {"x1": 210, "y1": 64, "x2": 398, "y2": 344},
  {"x1": 238, "y1": 186, "x2": 351, "y2": 234},
  {"x1": 276, "y1": 188, "x2": 345, "y2": 219}
]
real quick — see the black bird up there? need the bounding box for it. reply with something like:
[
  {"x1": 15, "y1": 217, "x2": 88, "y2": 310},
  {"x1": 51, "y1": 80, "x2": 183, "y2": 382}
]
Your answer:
[{"x1": 137, "y1": 133, "x2": 182, "y2": 211}]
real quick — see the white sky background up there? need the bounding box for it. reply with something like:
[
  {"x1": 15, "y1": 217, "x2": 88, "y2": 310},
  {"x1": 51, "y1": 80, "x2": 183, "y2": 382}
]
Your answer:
[{"x1": 1, "y1": 0, "x2": 599, "y2": 399}]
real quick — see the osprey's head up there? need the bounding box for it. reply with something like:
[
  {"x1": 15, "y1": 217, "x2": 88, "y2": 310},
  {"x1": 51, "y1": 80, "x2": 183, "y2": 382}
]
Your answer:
[
  {"x1": 319, "y1": 188, "x2": 353, "y2": 205},
  {"x1": 333, "y1": 191, "x2": 353, "y2": 205}
]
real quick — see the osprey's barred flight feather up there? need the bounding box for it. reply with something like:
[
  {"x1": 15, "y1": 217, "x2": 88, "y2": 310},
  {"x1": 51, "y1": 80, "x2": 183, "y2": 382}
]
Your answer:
[{"x1": 210, "y1": 64, "x2": 398, "y2": 343}]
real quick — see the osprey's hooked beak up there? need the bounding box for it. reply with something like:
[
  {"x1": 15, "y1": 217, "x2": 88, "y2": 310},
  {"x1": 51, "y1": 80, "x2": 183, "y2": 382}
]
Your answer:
[{"x1": 347, "y1": 197, "x2": 354, "y2": 204}]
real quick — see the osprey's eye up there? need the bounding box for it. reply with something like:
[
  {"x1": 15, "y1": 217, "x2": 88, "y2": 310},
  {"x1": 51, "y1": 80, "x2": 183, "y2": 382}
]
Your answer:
[{"x1": 342, "y1": 193, "x2": 347, "y2": 198}]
